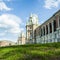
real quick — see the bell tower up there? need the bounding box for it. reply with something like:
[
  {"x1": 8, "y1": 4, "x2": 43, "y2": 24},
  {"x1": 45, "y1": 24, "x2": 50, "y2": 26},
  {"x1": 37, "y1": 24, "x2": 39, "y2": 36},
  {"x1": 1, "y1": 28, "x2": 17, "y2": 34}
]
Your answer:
[{"x1": 26, "y1": 14, "x2": 39, "y2": 44}]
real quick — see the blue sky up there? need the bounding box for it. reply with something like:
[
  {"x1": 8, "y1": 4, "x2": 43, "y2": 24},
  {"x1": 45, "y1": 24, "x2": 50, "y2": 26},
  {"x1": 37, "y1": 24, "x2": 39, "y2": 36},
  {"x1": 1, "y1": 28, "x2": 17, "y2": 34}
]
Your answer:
[{"x1": 0, "y1": 0, "x2": 60, "y2": 42}]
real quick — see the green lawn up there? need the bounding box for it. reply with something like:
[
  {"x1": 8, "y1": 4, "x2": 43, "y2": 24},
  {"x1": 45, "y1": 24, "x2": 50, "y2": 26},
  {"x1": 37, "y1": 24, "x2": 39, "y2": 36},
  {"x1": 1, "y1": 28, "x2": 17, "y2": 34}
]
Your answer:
[{"x1": 0, "y1": 42, "x2": 60, "y2": 60}]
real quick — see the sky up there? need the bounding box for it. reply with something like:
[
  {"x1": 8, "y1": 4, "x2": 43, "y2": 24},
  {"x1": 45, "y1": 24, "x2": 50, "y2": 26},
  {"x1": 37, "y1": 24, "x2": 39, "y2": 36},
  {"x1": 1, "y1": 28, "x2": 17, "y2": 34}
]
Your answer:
[{"x1": 0, "y1": 0, "x2": 60, "y2": 42}]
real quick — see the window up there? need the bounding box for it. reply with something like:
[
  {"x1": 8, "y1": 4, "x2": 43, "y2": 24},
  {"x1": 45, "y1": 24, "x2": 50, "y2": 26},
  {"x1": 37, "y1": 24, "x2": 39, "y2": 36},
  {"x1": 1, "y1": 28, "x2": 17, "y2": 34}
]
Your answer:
[
  {"x1": 50, "y1": 23, "x2": 52, "y2": 33},
  {"x1": 43, "y1": 27, "x2": 45, "y2": 35},
  {"x1": 30, "y1": 27, "x2": 31, "y2": 29},
  {"x1": 41, "y1": 29, "x2": 42, "y2": 36},
  {"x1": 30, "y1": 26, "x2": 32, "y2": 29},
  {"x1": 54, "y1": 20, "x2": 56, "y2": 32},
  {"x1": 34, "y1": 30, "x2": 36, "y2": 37},
  {"x1": 46, "y1": 25, "x2": 48, "y2": 34}
]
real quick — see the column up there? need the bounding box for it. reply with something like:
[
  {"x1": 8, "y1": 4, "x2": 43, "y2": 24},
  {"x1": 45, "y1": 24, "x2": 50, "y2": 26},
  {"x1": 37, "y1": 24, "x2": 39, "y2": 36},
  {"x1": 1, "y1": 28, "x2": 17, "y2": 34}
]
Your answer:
[
  {"x1": 58, "y1": 16, "x2": 59, "y2": 27},
  {"x1": 43, "y1": 27, "x2": 44, "y2": 43},
  {"x1": 56, "y1": 16, "x2": 59, "y2": 42},
  {"x1": 41, "y1": 28, "x2": 42, "y2": 43},
  {"x1": 58, "y1": 16, "x2": 60, "y2": 42},
  {"x1": 40, "y1": 29, "x2": 41, "y2": 43},
  {"x1": 45, "y1": 25, "x2": 46, "y2": 35},
  {"x1": 48, "y1": 23, "x2": 50, "y2": 34},
  {"x1": 45, "y1": 25, "x2": 46, "y2": 43},
  {"x1": 48, "y1": 23, "x2": 50, "y2": 43},
  {"x1": 52, "y1": 21, "x2": 54, "y2": 33},
  {"x1": 52, "y1": 21, "x2": 54, "y2": 42},
  {"x1": 42, "y1": 27, "x2": 43, "y2": 43}
]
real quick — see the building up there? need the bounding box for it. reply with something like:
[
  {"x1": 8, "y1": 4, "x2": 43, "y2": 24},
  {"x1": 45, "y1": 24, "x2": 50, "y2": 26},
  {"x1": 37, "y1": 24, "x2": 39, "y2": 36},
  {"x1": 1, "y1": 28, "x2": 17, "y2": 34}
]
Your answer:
[
  {"x1": 0, "y1": 40, "x2": 15, "y2": 47},
  {"x1": 26, "y1": 10, "x2": 60, "y2": 44},
  {"x1": 34, "y1": 10, "x2": 60, "y2": 44},
  {"x1": 26, "y1": 14, "x2": 39, "y2": 44},
  {"x1": 17, "y1": 32, "x2": 26, "y2": 45}
]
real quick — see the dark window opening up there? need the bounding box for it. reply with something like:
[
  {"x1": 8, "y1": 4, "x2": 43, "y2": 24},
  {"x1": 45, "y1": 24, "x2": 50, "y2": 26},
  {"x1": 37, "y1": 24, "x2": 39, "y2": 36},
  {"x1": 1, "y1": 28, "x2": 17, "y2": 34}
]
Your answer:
[
  {"x1": 50, "y1": 23, "x2": 52, "y2": 33},
  {"x1": 30, "y1": 26, "x2": 32, "y2": 29},
  {"x1": 43, "y1": 27, "x2": 45, "y2": 35},
  {"x1": 39, "y1": 28, "x2": 41, "y2": 37},
  {"x1": 59, "y1": 16, "x2": 60, "y2": 27},
  {"x1": 54, "y1": 20, "x2": 56, "y2": 32},
  {"x1": 46, "y1": 25, "x2": 48, "y2": 34},
  {"x1": 41, "y1": 29, "x2": 42, "y2": 36}
]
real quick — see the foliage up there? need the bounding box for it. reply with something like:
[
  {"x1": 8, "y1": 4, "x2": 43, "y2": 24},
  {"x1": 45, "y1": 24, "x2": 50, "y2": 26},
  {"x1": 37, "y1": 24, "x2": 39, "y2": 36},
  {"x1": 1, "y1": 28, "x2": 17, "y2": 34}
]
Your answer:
[{"x1": 0, "y1": 42, "x2": 60, "y2": 60}]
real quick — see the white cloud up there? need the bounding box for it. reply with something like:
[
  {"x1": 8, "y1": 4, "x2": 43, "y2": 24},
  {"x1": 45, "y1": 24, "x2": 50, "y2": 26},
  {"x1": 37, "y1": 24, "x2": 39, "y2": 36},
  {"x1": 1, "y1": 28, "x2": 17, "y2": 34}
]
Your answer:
[
  {"x1": 4, "y1": 0, "x2": 12, "y2": 1},
  {"x1": 0, "y1": 1, "x2": 12, "y2": 11},
  {"x1": 44, "y1": 0, "x2": 60, "y2": 9},
  {"x1": 6, "y1": 0, "x2": 11, "y2": 2},
  {"x1": 0, "y1": 33, "x2": 5, "y2": 36},
  {"x1": 0, "y1": 14, "x2": 23, "y2": 34},
  {"x1": 0, "y1": 0, "x2": 11, "y2": 2}
]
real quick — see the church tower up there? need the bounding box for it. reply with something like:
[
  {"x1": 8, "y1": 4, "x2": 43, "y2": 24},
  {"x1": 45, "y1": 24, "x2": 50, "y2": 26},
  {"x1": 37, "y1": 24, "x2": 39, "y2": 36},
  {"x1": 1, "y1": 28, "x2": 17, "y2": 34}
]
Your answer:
[
  {"x1": 26, "y1": 14, "x2": 39, "y2": 44},
  {"x1": 18, "y1": 32, "x2": 26, "y2": 45}
]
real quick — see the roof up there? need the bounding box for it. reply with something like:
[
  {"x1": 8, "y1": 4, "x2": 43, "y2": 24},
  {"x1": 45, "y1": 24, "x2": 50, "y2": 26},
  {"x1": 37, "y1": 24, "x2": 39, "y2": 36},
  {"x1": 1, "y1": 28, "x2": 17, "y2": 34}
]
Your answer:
[
  {"x1": 39, "y1": 10, "x2": 60, "y2": 28},
  {"x1": 35, "y1": 9, "x2": 60, "y2": 30}
]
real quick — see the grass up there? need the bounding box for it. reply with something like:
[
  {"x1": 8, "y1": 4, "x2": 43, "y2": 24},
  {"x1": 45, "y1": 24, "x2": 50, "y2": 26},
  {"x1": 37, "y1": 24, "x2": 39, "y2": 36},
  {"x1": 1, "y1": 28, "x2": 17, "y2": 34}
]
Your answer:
[{"x1": 0, "y1": 42, "x2": 60, "y2": 60}]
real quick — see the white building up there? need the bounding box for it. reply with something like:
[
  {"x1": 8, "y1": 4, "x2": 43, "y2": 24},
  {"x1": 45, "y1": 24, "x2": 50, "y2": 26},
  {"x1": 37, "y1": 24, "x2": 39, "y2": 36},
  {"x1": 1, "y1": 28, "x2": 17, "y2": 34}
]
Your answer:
[
  {"x1": 26, "y1": 10, "x2": 60, "y2": 44},
  {"x1": 26, "y1": 14, "x2": 39, "y2": 44},
  {"x1": 17, "y1": 32, "x2": 26, "y2": 45}
]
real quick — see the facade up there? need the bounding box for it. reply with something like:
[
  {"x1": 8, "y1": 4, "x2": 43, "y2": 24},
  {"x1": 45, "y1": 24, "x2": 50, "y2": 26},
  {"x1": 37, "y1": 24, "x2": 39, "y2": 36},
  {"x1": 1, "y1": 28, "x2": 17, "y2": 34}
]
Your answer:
[
  {"x1": 18, "y1": 32, "x2": 26, "y2": 45},
  {"x1": 0, "y1": 40, "x2": 15, "y2": 47},
  {"x1": 34, "y1": 10, "x2": 60, "y2": 44},
  {"x1": 26, "y1": 10, "x2": 60, "y2": 44},
  {"x1": 26, "y1": 14, "x2": 39, "y2": 44}
]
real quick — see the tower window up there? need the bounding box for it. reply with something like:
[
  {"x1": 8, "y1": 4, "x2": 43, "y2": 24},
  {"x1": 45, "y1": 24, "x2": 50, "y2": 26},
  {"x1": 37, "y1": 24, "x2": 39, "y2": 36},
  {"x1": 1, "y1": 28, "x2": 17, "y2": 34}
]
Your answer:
[{"x1": 30, "y1": 27, "x2": 32, "y2": 29}]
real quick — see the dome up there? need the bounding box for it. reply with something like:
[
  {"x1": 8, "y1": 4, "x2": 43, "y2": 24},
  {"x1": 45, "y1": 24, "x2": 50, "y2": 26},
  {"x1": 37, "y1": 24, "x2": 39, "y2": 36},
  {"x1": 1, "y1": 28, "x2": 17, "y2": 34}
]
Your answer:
[{"x1": 26, "y1": 14, "x2": 38, "y2": 25}]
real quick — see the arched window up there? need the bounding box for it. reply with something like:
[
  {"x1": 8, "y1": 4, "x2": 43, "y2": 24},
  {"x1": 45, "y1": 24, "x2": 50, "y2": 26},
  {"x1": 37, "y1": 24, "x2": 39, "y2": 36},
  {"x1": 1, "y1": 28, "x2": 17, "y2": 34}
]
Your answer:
[
  {"x1": 43, "y1": 27, "x2": 45, "y2": 35},
  {"x1": 54, "y1": 20, "x2": 56, "y2": 32},
  {"x1": 46, "y1": 25, "x2": 48, "y2": 34},
  {"x1": 41, "y1": 28, "x2": 42, "y2": 36},
  {"x1": 50, "y1": 23, "x2": 52, "y2": 33}
]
